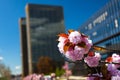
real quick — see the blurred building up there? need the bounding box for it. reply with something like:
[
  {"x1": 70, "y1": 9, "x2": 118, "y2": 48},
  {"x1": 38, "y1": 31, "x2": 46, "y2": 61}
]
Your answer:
[
  {"x1": 79, "y1": 0, "x2": 120, "y2": 59},
  {"x1": 19, "y1": 4, "x2": 65, "y2": 76},
  {"x1": 19, "y1": 18, "x2": 29, "y2": 77}
]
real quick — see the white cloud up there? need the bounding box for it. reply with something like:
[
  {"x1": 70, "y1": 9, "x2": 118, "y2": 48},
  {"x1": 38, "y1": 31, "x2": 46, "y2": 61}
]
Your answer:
[
  {"x1": 15, "y1": 65, "x2": 21, "y2": 75},
  {"x1": 15, "y1": 65, "x2": 21, "y2": 70},
  {"x1": 0, "y1": 56, "x2": 3, "y2": 61}
]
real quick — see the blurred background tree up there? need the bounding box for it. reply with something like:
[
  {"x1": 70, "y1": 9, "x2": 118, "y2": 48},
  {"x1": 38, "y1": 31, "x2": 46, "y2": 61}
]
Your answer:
[
  {"x1": 37, "y1": 56, "x2": 55, "y2": 74},
  {"x1": 0, "y1": 63, "x2": 11, "y2": 80}
]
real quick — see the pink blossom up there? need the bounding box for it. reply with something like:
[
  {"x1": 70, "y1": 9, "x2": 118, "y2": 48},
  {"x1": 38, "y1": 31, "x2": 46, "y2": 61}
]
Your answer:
[
  {"x1": 107, "y1": 64, "x2": 120, "y2": 76},
  {"x1": 32, "y1": 74, "x2": 38, "y2": 80},
  {"x1": 107, "y1": 64, "x2": 117, "y2": 72},
  {"x1": 84, "y1": 52, "x2": 101, "y2": 67},
  {"x1": 65, "y1": 70, "x2": 72, "y2": 76},
  {"x1": 23, "y1": 74, "x2": 33, "y2": 80},
  {"x1": 23, "y1": 74, "x2": 39, "y2": 80},
  {"x1": 57, "y1": 36, "x2": 67, "y2": 53},
  {"x1": 65, "y1": 46, "x2": 84, "y2": 61},
  {"x1": 82, "y1": 38, "x2": 92, "y2": 54},
  {"x1": 107, "y1": 54, "x2": 120, "y2": 77},
  {"x1": 112, "y1": 54, "x2": 120, "y2": 63},
  {"x1": 63, "y1": 62, "x2": 69, "y2": 70},
  {"x1": 23, "y1": 74, "x2": 46, "y2": 80},
  {"x1": 68, "y1": 31, "x2": 81, "y2": 44},
  {"x1": 58, "y1": 36, "x2": 67, "y2": 42},
  {"x1": 112, "y1": 54, "x2": 120, "y2": 68},
  {"x1": 57, "y1": 30, "x2": 93, "y2": 61},
  {"x1": 57, "y1": 42, "x2": 65, "y2": 53}
]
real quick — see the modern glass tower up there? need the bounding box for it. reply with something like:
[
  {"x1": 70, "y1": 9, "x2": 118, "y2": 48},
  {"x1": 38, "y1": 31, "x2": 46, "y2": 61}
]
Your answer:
[
  {"x1": 25, "y1": 4, "x2": 65, "y2": 74},
  {"x1": 79, "y1": 0, "x2": 120, "y2": 59}
]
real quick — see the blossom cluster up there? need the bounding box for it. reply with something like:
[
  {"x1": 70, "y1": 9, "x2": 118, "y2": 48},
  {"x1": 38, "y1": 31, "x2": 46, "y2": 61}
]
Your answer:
[
  {"x1": 23, "y1": 74, "x2": 42, "y2": 80},
  {"x1": 106, "y1": 54, "x2": 120, "y2": 77},
  {"x1": 85, "y1": 53, "x2": 120, "y2": 80},
  {"x1": 57, "y1": 30, "x2": 101, "y2": 67},
  {"x1": 57, "y1": 29, "x2": 120, "y2": 80},
  {"x1": 84, "y1": 52, "x2": 101, "y2": 67},
  {"x1": 106, "y1": 53, "x2": 120, "y2": 68},
  {"x1": 23, "y1": 73, "x2": 56, "y2": 80}
]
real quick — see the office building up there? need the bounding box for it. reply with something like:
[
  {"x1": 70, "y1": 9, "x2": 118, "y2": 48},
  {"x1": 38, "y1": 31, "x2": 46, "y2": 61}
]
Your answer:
[
  {"x1": 19, "y1": 18, "x2": 29, "y2": 77},
  {"x1": 25, "y1": 4, "x2": 65, "y2": 74},
  {"x1": 79, "y1": 0, "x2": 120, "y2": 59}
]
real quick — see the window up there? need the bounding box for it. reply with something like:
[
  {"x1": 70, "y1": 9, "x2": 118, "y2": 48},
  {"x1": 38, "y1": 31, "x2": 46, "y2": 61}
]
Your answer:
[
  {"x1": 92, "y1": 31, "x2": 97, "y2": 36},
  {"x1": 88, "y1": 23, "x2": 92, "y2": 30},
  {"x1": 114, "y1": 19, "x2": 118, "y2": 28}
]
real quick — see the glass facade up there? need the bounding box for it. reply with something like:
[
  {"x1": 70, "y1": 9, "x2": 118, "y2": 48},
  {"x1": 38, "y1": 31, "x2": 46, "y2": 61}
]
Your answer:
[
  {"x1": 79, "y1": 0, "x2": 120, "y2": 59},
  {"x1": 25, "y1": 4, "x2": 65, "y2": 74}
]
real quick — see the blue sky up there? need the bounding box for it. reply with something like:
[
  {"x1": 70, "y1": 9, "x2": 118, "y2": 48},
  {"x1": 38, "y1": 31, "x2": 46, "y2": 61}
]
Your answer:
[{"x1": 0, "y1": 0, "x2": 108, "y2": 75}]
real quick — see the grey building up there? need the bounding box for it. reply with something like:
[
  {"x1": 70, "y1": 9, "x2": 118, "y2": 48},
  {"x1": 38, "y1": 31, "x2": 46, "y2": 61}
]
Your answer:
[
  {"x1": 25, "y1": 4, "x2": 65, "y2": 74},
  {"x1": 19, "y1": 18, "x2": 29, "y2": 77},
  {"x1": 79, "y1": 0, "x2": 120, "y2": 59},
  {"x1": 20, "y1": 4, "x2": 65, "y2": 76}
]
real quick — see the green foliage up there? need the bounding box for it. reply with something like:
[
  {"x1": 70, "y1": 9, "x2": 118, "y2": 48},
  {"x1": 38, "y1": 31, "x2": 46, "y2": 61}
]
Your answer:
[
  {"x1": 0, "y1": 77, "x2": 8, "y2": 80},
  {"x1": 55, "y1": 67, "x2": 65, "y2": 76}
]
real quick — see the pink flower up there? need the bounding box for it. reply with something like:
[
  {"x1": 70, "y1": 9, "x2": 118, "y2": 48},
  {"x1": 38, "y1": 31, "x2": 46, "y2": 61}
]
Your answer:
[
  {"x1": 57, "y1": 36, "x2": 68, "y2": 53},
  {"x1": 57, "y1": 30, "x2": 93, "y2": 61},
  {"x1": 65, "y1": 46, "x2": 84, "y2": 61},
  {"x1": 112, "y1": 54, "x2": 120, "y2": 63},
  {"x1": 112, "y1": 54, "x2": 120, "y2": 68},
  {"x1": 68, "y1": 31, "x2": 81, "y2": 44},
  {"x1": 58, "y1": 36, "x2": 67, "y2": 42},
  {"x1": 107, "y1": 64, "x2": 117, "y2": 72},
  {"x1": 107, "y1": 64, "x2": 120, "y2": 76},
  {"x1": 23, "y1": 74, "x2": 33, "y2": 80},
  {"x1": 84, "y1": 52, "x2": 101, "y2": 67},
  {"x1": 63, "y1": 62, "x2": 69, "y2": 70},
  {"x1": 82, "y1": 38, "x2": 92, "y2": 54},
  {"x1": 23, "y1": 74, "x2": 46, "y2": 80},
  {"x1": 57, "y1": 42, "x2": 65, "y2": 53}
]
